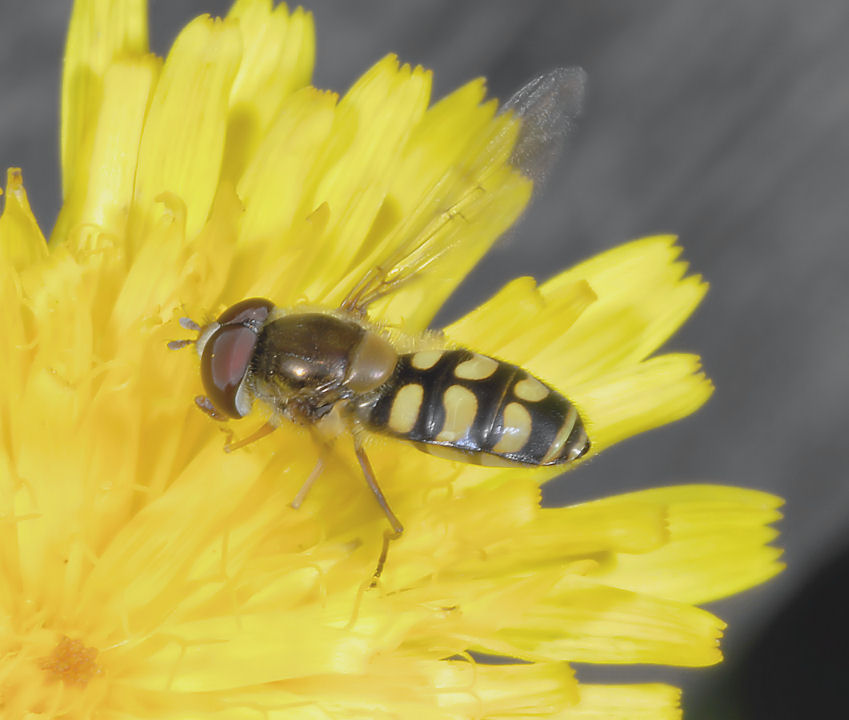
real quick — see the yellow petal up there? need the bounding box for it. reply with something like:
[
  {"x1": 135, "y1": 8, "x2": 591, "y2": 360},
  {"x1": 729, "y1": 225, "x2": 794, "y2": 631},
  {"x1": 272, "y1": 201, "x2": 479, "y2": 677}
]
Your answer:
[
  {"x1": 373, "y1": 164, "x2": 530, "y2": 331},
  {"x1": 407, "y1": 489, "x2": 667, "y2": 583},
  {"x1": 591, "y1": 485, "x2": 784, "y2": 604},
  {"x1": 377, "y1": 660, "x2": 579, "y2": 718},
  {"x1": 556, "y1": 502, "x2": 667, "y2": 554},
  {"x1": 53, "y1": 57, "x2": 160, "y2": 243},
  {"x1": 267, "y1": 659, "x2": 578, "y2": 719},
  {"x1": 61, "y1": 0, "x2": 148, "y2": 198},
  {"x1": 296, "y1": 55, "x2": 433, "y2": 301},
  {"x1": 543, "y1": 235, "x2": 708, "y2": 382},
  {"x1": 338, "y1": 78, "x2": 532, "y2": 329},
  {"x1": 467, "y1": 575, "x2": 725, "y2": 666},
  {"x1": 447, "y1": 276, "x2": 596, "y2": 360},
  {"x1": 112, "y1": 193, "x2": 189, "y2": 332},
  {"x1": 174, "y1": 182, "x2": 245, "y2": 313},
  {"x1": 572, "y1": 353, "x2": 713, "y2": 452},
  {"x1": 434, "y1": 661, "x2": 579, "y2": 718},
  {"x1": 564, "y1": 684, "x2": 682, "y2": 720},
  {"x1": 0, "y1": 260, "x2": 30, "y2": 416},
  {"x1": 443, "y1": 237, "x2": 711, "y2": 456},
  {"x1": 447, "y1": 236, "x2": 705, "y2": 387},
  {"x1": 233, "y1": 86, "x2": 337, "y2": 295},
  {"x1": 222, "y1": 0, "x2": 315, "y2": 183},
  {"x1": 0, "y1": 169, "x2": 47, "y2": 269},
  {"x1": 130, "y1": 16, "x2": 242, "y2": 246},
  {"x1": 5, "y1": 4, "x2": 785, "y2": 711},
  {"x1": 127, "y1": 616, "x2": 373, "y2": 690}
]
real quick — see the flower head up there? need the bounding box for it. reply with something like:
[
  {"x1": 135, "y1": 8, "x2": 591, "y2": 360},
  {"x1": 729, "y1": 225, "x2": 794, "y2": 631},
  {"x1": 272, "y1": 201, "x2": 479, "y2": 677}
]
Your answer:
[{"x1": 0, "y1": 1, "x2": 782, "y2": 717}]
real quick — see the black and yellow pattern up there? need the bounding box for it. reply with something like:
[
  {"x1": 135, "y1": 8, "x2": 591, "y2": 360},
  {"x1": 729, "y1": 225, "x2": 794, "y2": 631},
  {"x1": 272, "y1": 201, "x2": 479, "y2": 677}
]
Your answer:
[{"x1": 358, "y1": 350, "x2": 590, "y2": 466}]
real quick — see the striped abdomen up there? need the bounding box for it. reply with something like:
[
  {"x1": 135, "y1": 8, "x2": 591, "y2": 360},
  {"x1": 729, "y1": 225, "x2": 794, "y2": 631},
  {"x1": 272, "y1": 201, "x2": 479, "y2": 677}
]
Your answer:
[{"x1": 355, "y1": 349, "x2": 589, "y2": 467}]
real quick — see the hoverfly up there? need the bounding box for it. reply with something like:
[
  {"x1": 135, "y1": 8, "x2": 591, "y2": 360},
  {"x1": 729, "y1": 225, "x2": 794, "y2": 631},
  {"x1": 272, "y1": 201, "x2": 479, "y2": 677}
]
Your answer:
[{"x1": 170, "y1": 67, "x2": 589, "y2": 581}]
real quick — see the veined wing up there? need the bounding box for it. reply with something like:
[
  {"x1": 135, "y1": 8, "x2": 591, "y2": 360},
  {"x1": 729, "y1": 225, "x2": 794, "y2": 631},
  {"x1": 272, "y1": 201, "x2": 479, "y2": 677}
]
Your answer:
[{"x1": 339, "y1": 67, "x2": 586, "y2": 324}]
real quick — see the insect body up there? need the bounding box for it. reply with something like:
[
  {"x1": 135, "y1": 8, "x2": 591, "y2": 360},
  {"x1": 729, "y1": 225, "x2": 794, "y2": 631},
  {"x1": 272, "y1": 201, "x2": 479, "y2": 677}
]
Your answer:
[
  {"x1": 172, "y1": 67, "x2": 590, "y2": 580},
  {"x1": 193, "y1": 302, "x2": 589, "y2": 466}
]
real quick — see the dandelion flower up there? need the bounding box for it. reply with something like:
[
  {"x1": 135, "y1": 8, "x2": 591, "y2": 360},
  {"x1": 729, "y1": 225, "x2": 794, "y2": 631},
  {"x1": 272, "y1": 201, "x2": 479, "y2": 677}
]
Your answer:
[{"x1": 0, "y1": 1, "x2": 783, "y2": 717}]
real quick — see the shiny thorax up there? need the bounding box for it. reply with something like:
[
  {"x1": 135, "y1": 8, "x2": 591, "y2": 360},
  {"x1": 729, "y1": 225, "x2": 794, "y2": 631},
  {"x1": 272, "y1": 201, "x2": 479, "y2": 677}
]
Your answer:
[
  {"x1": 249, "y1": 312, "x2": 397, "y2": 423},
  {"x1": 194, "y1": 300, "x2": 397, "y2": 424}
]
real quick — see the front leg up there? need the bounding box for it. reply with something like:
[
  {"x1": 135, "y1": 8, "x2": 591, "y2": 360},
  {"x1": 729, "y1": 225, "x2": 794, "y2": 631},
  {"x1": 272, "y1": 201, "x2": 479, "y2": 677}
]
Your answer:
[{"x1": 223, "y1": 421, "x2": 279, "y2": 453}]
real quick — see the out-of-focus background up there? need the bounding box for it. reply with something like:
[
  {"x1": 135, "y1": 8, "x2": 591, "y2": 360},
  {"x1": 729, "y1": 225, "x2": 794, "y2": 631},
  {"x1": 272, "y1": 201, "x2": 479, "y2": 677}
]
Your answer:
[{"x1": 1, "y1": 2, "x2": 846, "y2": 717}]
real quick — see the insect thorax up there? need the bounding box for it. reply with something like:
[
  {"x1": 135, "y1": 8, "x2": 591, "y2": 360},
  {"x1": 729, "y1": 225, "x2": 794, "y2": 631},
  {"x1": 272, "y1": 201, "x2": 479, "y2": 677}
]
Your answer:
[{"x1": 249, "y1": 312, "x2": 398, "y2": 421}]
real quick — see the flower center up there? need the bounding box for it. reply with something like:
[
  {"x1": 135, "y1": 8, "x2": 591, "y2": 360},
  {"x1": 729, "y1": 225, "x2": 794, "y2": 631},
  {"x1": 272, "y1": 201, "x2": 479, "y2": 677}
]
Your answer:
[{"x1": 39, "y1": 636, "x2": 102, "y2": 687}]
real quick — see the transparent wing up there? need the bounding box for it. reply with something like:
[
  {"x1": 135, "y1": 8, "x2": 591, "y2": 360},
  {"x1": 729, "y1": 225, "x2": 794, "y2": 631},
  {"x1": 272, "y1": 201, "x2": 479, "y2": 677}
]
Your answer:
[
  {"x1": 339, "y1": 67, "x2": 587, "y2": 318},
  {"x1": 502, "y1": 66, "x2": 586, "y2": 186}
]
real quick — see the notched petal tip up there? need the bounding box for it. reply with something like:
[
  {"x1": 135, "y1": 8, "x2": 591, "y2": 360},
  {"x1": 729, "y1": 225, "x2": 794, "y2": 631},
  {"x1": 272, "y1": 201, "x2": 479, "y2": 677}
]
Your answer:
[
  {"x1": 572, "y1": 683, "x2": 682, "y2": 719},
  {"x1": 222, "y1": 0, "x2": 316, "y2": 183},
  {"x1": 573, "y1": 352, "x2": 715, "y2": 453},
  {"x1": 588, "y1": 484, "x2": 784, "y2": 605}
]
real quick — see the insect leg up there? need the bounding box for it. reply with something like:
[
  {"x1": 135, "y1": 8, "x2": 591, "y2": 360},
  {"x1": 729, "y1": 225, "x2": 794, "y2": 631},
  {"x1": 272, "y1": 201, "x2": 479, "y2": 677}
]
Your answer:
[
  {"x1": 352, "y1": 437, "x2": 403, "y2": 585},
  {"x1": 353, "y1": 439, "x2": 403, "y2": 536},
  {"x1": 168, "y1": 317, "x2": 202, "y2": 350},
  {"x1": 290, "y1": 425, "x2": 337, "y2": 509},
  {"x1": 223, "y1": 421, "x2": 278, "y2": 453},
  {"x1": 371, "y1": 529, "x2": 399, "y2": 589},
  {"x1": 179, "y1": 316, "x2": 202, "y2": 332},
  {"x1": 290, "y1": 456, "x2": 325, "y2": 509},
  {"x1": 167, "y1": 338, "x2": 194, "y2": 350}
]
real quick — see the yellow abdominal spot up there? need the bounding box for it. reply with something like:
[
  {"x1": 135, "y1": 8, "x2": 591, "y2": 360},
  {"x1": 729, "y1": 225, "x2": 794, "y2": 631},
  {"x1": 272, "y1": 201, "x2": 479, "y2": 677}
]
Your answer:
[
  {"x1": 388, "y1": 384, "x2": 424, "y2": 434},
  {"x1": 410, "y1": 350, "x2": 443, "y2": 370},
  {"x1": 454, "y1": 354, "x2": 498, "y2": 380},
  {"x1": 436, "y1": 385, "x2": 478, "y2": 442},
  {"x1": 513, "y1": 375, "x2": 549, "y2": 402},
  {"x1": 492, "y1": 401, "x2": 533, "y2": 453}
]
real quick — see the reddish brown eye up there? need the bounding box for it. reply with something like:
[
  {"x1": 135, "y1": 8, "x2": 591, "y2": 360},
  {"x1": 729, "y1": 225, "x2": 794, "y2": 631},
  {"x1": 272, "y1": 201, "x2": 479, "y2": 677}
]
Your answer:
[
  {"x1": 200, "y1": 325, "x2": 259, "y2": 418},
  {"x1": 217, "y1": 297, "x2": 274, "y2": 327}
]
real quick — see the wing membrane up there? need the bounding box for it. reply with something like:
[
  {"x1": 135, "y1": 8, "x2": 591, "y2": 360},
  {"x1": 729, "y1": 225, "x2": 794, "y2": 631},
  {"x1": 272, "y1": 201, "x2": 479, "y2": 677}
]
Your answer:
[{"x1": 340, "y1": 67, "x2": 587, "y2": 321}]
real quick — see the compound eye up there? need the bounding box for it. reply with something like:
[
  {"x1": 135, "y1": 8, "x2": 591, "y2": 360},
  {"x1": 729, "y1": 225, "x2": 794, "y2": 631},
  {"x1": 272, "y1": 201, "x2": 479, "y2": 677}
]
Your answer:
[
  {"x1": 217, "y1": 297, "x2": 274, "y2": 327},
  {"x1": 200, "y1": 324, "x2": 258, "y2": 418}
]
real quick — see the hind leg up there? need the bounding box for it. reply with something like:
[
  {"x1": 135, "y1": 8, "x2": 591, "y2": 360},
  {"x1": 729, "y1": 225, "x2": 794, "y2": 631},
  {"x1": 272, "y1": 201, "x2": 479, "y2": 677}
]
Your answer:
[{"x1": 351, "y1": 433, "x2": 403, "y2": 586}]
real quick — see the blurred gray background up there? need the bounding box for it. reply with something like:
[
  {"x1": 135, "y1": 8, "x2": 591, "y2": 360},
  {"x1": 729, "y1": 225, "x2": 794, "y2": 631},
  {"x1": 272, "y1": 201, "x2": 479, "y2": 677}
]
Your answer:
[{"x1": 1, "y1": 1, "x2": 846, "y2": 717}]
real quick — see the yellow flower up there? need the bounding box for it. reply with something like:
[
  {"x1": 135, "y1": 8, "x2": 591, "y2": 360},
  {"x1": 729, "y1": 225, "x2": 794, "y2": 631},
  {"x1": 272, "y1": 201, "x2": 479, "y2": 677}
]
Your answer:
[{"x1": 0, "y1": 1, "x2": 782, "y2": 718}]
